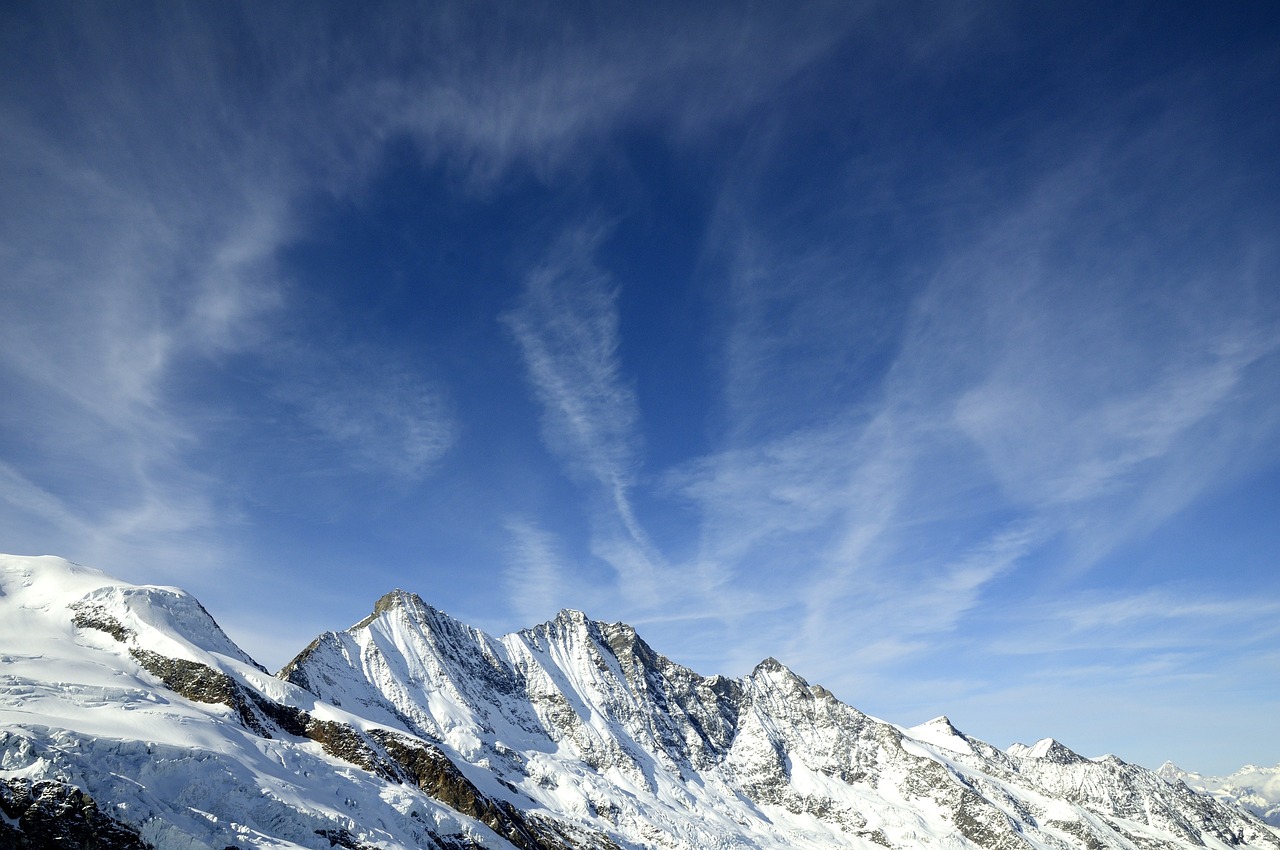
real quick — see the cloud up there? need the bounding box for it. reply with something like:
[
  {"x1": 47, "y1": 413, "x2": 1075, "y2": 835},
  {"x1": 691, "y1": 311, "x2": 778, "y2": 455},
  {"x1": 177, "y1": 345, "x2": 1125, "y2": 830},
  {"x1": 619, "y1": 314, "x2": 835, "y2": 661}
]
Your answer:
[
  {"x1": 662, "y1": 70, "x2": 1280, "y2": 691},
  {"x1": 267, "y1": 341, "x2": 457, "y2": 482},
  {"x1": 0, "y1": 121, "x2": 265, "y2": 576},
  {"x1": 0, "y1": 2, "x2": 869, "y2": 587},
  {"x1": 669, "y1": 420, "x2": 853, "y2": 564},
  {"x1": 502, "y1": 518, "x2": 583, "y2": 625},
  {"x1": 0, "y1": 7, "x2": 457, "y2": 577},
  {"x1": 361, "y1": 3, "x2": 864, "y2": 189},
  {"x1": 946, "y1": 584, "x2": 1280, "y2": 768},
  {"x1": 0, "y1": 462, "x2": 84, "y2": 537},
  {"x1": 503, "y1": 226, "x2": 648, "y2": 543},
  {"x1": 1012, "y1": 589, "x2": 1280, "y2": 646}
]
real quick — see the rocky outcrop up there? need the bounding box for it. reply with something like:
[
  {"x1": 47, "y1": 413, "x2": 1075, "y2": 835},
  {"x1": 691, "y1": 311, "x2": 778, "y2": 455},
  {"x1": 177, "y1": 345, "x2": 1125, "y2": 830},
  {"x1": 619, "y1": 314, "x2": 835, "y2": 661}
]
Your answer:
[{"x1": 0, "y1": 777, "x2": 151, "y2": 850}]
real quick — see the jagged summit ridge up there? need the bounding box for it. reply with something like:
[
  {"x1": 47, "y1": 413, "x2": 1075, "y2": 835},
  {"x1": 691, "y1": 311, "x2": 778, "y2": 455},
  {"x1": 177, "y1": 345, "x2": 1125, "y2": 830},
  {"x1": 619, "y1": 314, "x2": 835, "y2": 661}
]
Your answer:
[
  {"x1": 279, "y1": 581, "x2": 1280, "y2": 850},
  {"x1": 372, "y1": 587, "x2": 426, "y2": 615},
  {"x1": 1007, "y1": 736, "x2": 1086, "y2": 763}
]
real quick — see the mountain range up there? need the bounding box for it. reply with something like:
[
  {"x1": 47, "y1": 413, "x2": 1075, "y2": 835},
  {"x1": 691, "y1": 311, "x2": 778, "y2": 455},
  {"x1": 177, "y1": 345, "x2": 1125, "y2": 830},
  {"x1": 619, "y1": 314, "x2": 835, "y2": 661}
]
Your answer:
[
  {"x1": 1158, "y1": 763, "x2": 1280, "y2": 828},
  {"x1": 2, "y1": 553, "x2": 1277, "y2": 850}
]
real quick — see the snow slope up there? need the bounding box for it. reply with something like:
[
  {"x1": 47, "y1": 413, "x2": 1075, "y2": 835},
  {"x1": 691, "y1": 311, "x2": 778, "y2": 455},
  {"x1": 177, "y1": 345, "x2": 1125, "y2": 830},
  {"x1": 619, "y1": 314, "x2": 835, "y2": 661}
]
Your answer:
[{"x1": 3, "y1": 553, "x2": 1279, "y2": 850}]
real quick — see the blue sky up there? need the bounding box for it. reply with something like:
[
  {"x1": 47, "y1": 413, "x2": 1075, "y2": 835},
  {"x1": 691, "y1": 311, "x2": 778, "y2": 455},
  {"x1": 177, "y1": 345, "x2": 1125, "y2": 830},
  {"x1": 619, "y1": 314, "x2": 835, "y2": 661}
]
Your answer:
[{"x1": 2, "y1": 2, "x2": 1279, "y2": 775}]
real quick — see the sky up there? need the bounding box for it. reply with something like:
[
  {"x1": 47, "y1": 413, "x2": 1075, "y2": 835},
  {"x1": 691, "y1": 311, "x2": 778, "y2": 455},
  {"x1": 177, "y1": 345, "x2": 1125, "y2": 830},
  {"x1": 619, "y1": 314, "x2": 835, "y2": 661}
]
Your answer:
[{"x1": 2, "y1": 2, "x2": 1279, "y2": 777}]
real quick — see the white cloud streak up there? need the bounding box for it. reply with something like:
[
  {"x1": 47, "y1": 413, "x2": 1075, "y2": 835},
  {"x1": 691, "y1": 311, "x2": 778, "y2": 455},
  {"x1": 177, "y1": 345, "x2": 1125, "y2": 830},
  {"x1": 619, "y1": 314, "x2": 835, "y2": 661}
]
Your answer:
[
  {"x1": 0, "y1": 8, "x2": 467, "y2": 579},
  {"x1": 0, "y1": 1, "x2": 877, "y2": 652},
  {"x1": 502, "y1": 517, "x2": 592, "y2": 626},
  {"x1": 357, "y1": 3, "x2": 865, "y2": 190},
  {"x1": 503, "y1": 227, "x2": 646, "y2": 540},
  {"x1": 268, "y1": 342, "x2": 457, "y2": 482},
  {"x1": 500, "y1": 227, "x2": 682, "y2": 615}
]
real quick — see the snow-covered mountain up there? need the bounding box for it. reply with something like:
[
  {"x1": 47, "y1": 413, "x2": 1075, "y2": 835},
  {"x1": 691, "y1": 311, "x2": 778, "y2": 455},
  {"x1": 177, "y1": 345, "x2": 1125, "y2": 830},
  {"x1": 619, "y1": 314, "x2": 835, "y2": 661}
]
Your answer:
[
  {"x1": 3, "y1": 554, "x2": 1278, "y2": 850},
  {"x1": 1159, "y1": 762, "x2": 1280, "y2": 827},
  {"x1": 0, "y1": 555, "x2": 613, "y2": 850}
]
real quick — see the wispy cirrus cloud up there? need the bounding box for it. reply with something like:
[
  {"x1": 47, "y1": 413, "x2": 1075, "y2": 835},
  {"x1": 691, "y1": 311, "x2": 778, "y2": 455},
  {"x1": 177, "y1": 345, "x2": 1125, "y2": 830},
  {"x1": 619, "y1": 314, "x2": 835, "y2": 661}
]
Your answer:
[
  {"x1": 502, "y1": 227, "x2": 647, "y2": 539},
  {"x1": 999, "y1": 588, "x2": 1280, "y2": 650},
  {"x1": 361, "y1": 3, "x2": 865, "y2": 189},
  {"x1": 0, "y1": 8, "x2": 457, "y2": 580},
  {"x1": 0, "y1": 1, "x2": 871, "y2": 650},
  {"x1": 663, "y1": 77, "x2": 1280, "y2": 693},
  {"x1": 0, "y1": 104, "x2": 279, "y2": 575},
  {"x1": 266, "y1": 341, "x2": 457, "y2": 482},
  {"x1": 494, "y1": 90, "x2": 1279, "y2": 683},
  {"x1": 501, "y1": 226, "x2": 675, "y2": 613},
  {"x1": 501, "y1": 517, "x2": 604, "y2": 626},
  {"x1": 941, "y1": 584, "x2": 1280, "y2": 766}
]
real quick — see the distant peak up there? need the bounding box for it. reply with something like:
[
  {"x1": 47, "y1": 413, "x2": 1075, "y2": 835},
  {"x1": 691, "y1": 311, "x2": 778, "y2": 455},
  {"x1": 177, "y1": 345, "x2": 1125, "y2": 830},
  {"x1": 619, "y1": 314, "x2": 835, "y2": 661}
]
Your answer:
[
  {"x1": 906, "y1": 715, "x2": 974, "y2": 755},
  {"x1": 1009, "y1": 737, "x2": 1084, "y2": 764},
  {"x1": 600, "y1": 620, "x2": 639, "y2": 651},
  {"x1": 600, "y1": 620, "x2": 665, "y2": 671},
  {"x1": 516, "y1": 608, "x2": 604, "y2": 648},
  {"x1": 536, "y1": 608, "x2": 602, "y2": 637},
  {"x1": 920, "y1": 715, "x2": 961, "y2": 733},
  {"x1": 602, "y1": 619, "x2": 636, "y2": 638}
]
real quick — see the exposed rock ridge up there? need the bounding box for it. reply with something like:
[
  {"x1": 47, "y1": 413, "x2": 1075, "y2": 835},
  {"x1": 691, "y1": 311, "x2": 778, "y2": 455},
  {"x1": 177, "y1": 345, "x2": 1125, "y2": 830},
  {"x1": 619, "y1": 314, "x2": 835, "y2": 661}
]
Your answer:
[{"x1": 0, "y1": 777, "x2": 152, "y2": 850}]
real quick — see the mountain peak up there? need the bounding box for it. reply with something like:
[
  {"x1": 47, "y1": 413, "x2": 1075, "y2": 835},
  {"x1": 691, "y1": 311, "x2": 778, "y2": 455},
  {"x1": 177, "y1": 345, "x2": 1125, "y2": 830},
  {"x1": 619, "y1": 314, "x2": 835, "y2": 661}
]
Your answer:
[
  {"x1": 552, "y1": 608, "x2": 595, "y2": 630},
  {"x1": 916, "y1": 715, "x2": 965, "y2": 738},
  {"x1": 922, "y1": 714, "x2": 956, "y2": 728},
  {"x1": 908, "y1": 715, "x2": 974, "y2": 755},
  {"x1": 752, "y1": 656, "x2": 787, "y2": 673},
  {"x1": 371, "y1": 588, "x2": 427, "y2": 616},
  {"x1": 1009, "y1": 737, "x2": 1085, "y2": 764},
  {"x1": 353, "y1": 588, "x2": 455, "y2": 631},
  {"x1": 0, "y1": 553, "x2": 124, "y2": 607},
  {"x1": 518, "y1": 608, "x2": 604, "y2": 647},
  {"x1": 748, "y1": 657, "x2": 815, "y2": 697}
]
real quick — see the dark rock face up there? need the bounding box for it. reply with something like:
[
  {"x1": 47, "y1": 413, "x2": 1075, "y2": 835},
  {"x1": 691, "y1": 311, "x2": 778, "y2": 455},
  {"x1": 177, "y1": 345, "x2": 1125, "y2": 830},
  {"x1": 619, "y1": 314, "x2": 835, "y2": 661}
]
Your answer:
[
  {"x1": 70, "y1": 604, "x2": 135, "y2": 643},
  {"x1": 0, "y1": 778, "x2": 151, "y2": 850},
  {"x1": 130, "y1": 648, "x2": 264, "y2": 728},
  {"x1": 370, "y1": 729, "x2": 619, "y2": 850}
]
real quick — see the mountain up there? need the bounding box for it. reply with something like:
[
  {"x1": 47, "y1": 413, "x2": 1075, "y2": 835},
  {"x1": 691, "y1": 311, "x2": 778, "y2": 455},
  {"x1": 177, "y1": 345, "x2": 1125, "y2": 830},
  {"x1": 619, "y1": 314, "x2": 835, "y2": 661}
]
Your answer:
[
  {"x1": 0, "y1": 555, "x2": 612, "y2": 850},
  {"x1": 2, "y1": 554, "x2": 1278, "y2": 850},
  {"x1": 1159, "y1": 762, "x2": 1280, "y2": 827}
]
